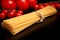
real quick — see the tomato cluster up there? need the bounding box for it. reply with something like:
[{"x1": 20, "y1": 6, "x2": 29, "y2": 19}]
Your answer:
[
  {"x1": 0, "y1": 9, "x2": 23, "y2": 19},
  {"x1": 0, "y1": 0, "x2": 60, "y2": 19},
  {"x1": 0, "y1": 0, "x2": 37, "y2": 19},
  {"x1": 34, "y1": 1, "x2": 60, "y2": 10},
  {"x1": 0, "y1": 0, "x2": 37, "y2": 10}
]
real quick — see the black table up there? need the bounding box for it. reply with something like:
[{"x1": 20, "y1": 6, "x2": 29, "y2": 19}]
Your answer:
[
  {"x1": 0, "y1": 14, "x2": 60, "y2": 40},
  {"x1": 0, "y1": 0, "x2": 60, "y2": 40}
]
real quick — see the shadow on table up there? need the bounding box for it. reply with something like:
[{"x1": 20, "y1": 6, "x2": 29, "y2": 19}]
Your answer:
[{"x1": 0, "y1": 14, "x2": 58, "y2": 40}]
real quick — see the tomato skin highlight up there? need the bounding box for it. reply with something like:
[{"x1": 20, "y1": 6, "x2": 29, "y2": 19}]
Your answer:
[
  {"x1": 0, "y1": 12, "x2": 6, "y2": 19},
  {"x1": 1, "y1": 0, "x2": 16, "y2": 9},
  {"x1": 17, "y1": 10, "x2": 23, "y2": 15},
  {"x1": 29, "y1": 0, "x2": 37, "y2": 8},
  {"x1": 39, "y1": 4, "x2": 45, "y2": 9},
  {"x1": 1, "y1": 10, "x2": 8, "y2": 15},
  {"x1": 16, "y1": 0, "x2": 29, "y2": 10},
  {"x1": 44, "y1": 3, "x2": 48, "y2": 7},
  {"x1": 8, "y1": 11, "x2": 15, "y2": 18},
  {"x1": 15, "y1": 10, "x2": 23, "y2": 16},
  {"x1": 34, "y1": 4, "x2": 40, "y2": 10}
]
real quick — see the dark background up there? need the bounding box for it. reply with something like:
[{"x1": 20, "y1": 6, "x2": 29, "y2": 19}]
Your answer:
[{"x1": 0, "y1": 0, "x2": 60, "y2": 40}]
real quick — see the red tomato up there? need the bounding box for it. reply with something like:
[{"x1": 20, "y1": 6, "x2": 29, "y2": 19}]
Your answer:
[
  {"x1": 39, "y1": 4, "x2": 44, "y2": 6},
  {"x1": 44, "y1": 3, "x2": 48, "y2": 7},
  {"x1": 1, "y1": 0, "x2": 16, "y2": 9},
  {"x1": 8, "y1": 11, "x2": 15, "y2": 18},
  {"x1": 49, "y1": 2, "x2": 56, "y2": 8},
  {"x1": 0, "y1": 12, "x2": 6, "y2": 19},
  {"x1": 57, "y1": 3, "x2": 60, "y2": 9},
  {"x1": 10, "y1": 9, "x2": 16, "y2": 13},
  {"x1": 54, "y1": 1, "x2": 59, "y2": 8},
  {"x1": 15, "y1": 10, "x2": 23, "y2": 16},
  {"x1": 16, "y1": 0, "x2": 29, "y2": 10},
  {"x1": 17, "y1": 10, "x2": 23, "y2": 15},
  {"x1": 40, "y1": 5, "x2": 45, "y2": 9},
  {"x1": 2, "y1": 10, "x2": 8, "y2": 13},
  {"x1": 15, "y1": 12, "x2": 22, "y2": 16},
  {"x1": 12, "y1": 9, "x2": 16, "y2": 12},
  {"x1": 29, "y1": 0, "x2": 37, "y2": 8},
  {"x1": 34, "y1": 4, "x2": 40, "y2": 10},
  {"x1": 50, "y1": 4, "x2": 56, "y2": 8},
  {"x1": 49, "y1": 2, "x2": 53, "y2": 4},
  {"x1": 39, "y1": 4, "x2": 45, "y2": 9}
]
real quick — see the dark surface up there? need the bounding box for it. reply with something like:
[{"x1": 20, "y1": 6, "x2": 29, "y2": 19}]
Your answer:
[
  {"x1": 0, "y1": 14, "x2": 60, "y2": 40},
  {"x1": 0, "y1": 0, "x2": 60, "y2": 40}
]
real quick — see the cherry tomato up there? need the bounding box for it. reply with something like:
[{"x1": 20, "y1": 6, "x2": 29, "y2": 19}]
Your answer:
[
  {"x1": 15, "y1": 10, "x2": 23, "y2": 16},
  {"x1": 10, "y1": 9, "x2": 16, "y2": 13},
  {"x1": 49, "y1": 2, "x2": 56, "y2": 8},
  {"x1": 15, "y1": 12, "x2": 22, "y2": 16},
  {"x1": 1, "y1": 0, "x2": 16, "y2": 9},
  {"x1": 29, "y1": 0, "x2": 37, "y2": 8},
  {"x1": 49, "y1": 2, "x2": 54, "y2": 6},
  {"x1": 2, "y1": 10, "x2": 8, "y2": 13},
  {"x1": 39, "y1": 4, "x2": 44, "y2": 6},
  {"x1": 17, "y1": 10, "x2": 23, "y2": 15},
  {"x1": 44, "y1": 3, "x2": 48, "y2": 7},
  {"x1": 0, "y1": 12, "x2": 6, "y2": 19},
  {"x1": 16, "y1": 0, "x2": 29, "y2": 10},
  {"x1": 8, "y1": 11, "x2": 15, "y2": 18},
  {"x1": 12, "y1": 9, "x2": 16, "y2": 12},
  {"x1": 54, "y1": 1, "x2": 59, "y2": 8},
  {"x1": 34, "y1": 4, "x2": 40, "y2": 10},
  {"x1": 57, "y1": 3, "x2": 60, "y2": 9},
  {"x1": 39, "y1": 4, "x2": 45, "y2": 9},
  {"x1": 50, "y1": 4, "x2": 56, "y2": 8},
  {"x1": 1, "y1": 10, "x2": 8, "y2": 15},
  {"x1": 49, "y1": 2, "x2": 53, "y2": 4}
]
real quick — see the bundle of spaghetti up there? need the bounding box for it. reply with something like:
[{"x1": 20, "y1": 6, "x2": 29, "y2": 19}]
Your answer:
[{"x1": 1, "y1": 6, "x2": 57, "y2": 35}]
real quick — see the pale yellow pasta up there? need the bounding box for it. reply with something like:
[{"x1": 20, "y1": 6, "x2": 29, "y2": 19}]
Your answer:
[{"x1": 1, "y1": 6, "x2": 57, "y2": 35}]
